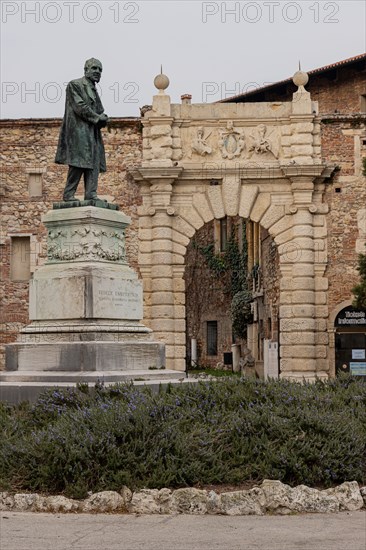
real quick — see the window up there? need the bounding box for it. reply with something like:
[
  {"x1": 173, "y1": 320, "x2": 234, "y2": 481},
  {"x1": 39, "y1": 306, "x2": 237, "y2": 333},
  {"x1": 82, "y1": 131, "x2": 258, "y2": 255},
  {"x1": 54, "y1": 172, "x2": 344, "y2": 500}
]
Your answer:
[
  {"x1": 10, "y1": 236, "x2": 31, "y2": 281},
  {"x1": 207, "y1": 321, "x2": 218, "y2": 355},
  {"x1": 267, "y1": 317, "x2": 272, "y2": 338},
  {"x1": 214, "y1": 217, "x2": 230, "y2": 253},
  {"x1": 28, "y1": 173, "x2": 43, "y2": 197},
  {"x1": 220, "y1": 218, "x2": 228, "y2": 252},
  {"x1": 25, "y1": 167, "x2": 45, "y2": 198},
  {"x1": 361, "y1": 95, "x2": 366, "y2": 113}
]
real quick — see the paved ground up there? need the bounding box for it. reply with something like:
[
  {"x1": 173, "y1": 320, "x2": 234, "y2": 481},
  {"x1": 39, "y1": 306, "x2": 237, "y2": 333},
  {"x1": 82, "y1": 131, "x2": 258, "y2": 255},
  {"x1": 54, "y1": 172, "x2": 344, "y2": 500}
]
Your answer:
[{"x1": 1, "y1": 511, "x2": 365, "y2": 550}]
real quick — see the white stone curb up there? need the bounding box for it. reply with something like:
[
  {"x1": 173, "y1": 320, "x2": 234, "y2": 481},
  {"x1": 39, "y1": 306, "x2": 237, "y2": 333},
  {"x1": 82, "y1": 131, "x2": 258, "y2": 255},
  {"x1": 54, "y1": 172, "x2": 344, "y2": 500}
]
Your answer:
[{"x1": 1, "y1": 481, "x2": 365, "y2": 515}]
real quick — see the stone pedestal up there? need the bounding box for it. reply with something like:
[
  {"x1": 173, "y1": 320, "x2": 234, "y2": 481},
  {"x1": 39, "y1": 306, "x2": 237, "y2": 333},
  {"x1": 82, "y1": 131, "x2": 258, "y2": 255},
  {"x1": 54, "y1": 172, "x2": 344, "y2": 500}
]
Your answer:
[{"x1": 2, "y1": 206, "x2": 178, "y2": 400}]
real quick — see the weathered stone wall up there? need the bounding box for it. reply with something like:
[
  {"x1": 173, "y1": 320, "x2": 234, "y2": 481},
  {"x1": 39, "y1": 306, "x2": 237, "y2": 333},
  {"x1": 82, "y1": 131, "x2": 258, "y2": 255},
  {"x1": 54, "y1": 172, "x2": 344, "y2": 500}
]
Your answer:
[{"x1": 0, "y1": 118, "x2": 142, "y2": 368}]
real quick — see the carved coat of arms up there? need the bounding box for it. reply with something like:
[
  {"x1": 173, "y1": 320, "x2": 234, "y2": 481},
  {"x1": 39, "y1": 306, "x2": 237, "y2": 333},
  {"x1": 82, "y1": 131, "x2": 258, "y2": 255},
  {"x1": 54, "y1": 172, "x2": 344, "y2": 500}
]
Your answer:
[{"x1": 219, "y1": 121, "x2": 245, "y2": 160}]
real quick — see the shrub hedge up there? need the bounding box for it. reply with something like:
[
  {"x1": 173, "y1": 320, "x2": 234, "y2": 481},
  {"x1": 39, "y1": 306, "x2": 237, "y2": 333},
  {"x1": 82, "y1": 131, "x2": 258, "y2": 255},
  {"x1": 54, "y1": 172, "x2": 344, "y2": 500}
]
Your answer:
[{"x1": 0, "y1": 376, "x2": 365, "y2": 499}]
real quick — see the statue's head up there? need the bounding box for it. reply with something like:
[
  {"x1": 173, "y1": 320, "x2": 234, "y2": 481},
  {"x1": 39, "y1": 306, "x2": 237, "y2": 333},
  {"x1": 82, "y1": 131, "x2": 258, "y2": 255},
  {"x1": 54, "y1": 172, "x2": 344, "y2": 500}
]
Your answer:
[{"x1": 84, "y1": 58, "x2": 103, "y2": 83}]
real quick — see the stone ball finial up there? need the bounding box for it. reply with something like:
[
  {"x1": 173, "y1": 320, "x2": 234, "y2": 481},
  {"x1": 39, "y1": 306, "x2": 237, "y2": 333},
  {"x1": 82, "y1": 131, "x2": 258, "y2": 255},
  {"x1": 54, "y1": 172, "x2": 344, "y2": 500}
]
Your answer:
[
  {"x1": 154, "y1": 66, "x2": 170, "y2": 93},
  {"x1": 292, "y1": 70, "x2": 309, "y2": 88}
]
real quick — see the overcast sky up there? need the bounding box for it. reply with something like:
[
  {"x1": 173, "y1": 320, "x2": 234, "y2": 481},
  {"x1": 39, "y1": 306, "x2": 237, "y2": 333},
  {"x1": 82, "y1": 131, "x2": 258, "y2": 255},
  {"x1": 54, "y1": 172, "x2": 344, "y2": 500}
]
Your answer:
[{"x1": 1, "y1": 0, "x2": 365, "y2": 119}]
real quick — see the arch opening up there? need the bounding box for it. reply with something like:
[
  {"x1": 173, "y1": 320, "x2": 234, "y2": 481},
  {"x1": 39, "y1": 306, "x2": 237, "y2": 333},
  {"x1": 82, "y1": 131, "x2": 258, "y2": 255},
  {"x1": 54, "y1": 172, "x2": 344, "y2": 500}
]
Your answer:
[{"x1": 183, "y1": 215, "x2": 281, "y2": 379}]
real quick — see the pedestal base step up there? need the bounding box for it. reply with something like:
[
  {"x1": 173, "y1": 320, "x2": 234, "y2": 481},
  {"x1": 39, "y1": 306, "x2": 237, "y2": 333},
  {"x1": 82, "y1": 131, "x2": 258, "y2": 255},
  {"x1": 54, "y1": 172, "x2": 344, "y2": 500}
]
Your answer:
[
  {"x1": 6, "y1": 341, "x2": 165, "y2": 372},
  {"x1": 0, "y1": 369, "x2": 178, "y2": 383},
  {"x1": 0, "y1": 370, "x2": 189, "y2": 404},
  {"x1": 53, "y1": 200, "x2": 119, "y2": 210}
]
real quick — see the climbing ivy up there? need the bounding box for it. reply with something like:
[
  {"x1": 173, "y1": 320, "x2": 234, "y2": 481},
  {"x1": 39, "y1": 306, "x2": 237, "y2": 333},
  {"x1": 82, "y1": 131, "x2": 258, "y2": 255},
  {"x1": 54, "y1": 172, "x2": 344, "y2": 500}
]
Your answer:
[
  {"x1": 193, "y1": 220, "x2": 253, "y2": 338},
  {"x1": 192, "y1": 242, "x2": 227, "y2": 278}
]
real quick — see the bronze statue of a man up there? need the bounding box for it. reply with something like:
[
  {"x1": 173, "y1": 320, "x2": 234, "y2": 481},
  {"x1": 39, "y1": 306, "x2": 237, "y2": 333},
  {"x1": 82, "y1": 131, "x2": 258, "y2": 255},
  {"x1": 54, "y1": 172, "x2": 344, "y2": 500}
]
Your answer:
[{"x1": 55, "y1": 58, "x2": 108, "y2": 201}]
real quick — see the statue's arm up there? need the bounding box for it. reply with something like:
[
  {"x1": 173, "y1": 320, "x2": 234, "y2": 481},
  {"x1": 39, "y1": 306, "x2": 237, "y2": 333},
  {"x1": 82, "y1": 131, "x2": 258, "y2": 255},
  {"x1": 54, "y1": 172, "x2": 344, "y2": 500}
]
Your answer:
[{"x1": 67, "y1": 81, "x2": 104, "y2": 125}]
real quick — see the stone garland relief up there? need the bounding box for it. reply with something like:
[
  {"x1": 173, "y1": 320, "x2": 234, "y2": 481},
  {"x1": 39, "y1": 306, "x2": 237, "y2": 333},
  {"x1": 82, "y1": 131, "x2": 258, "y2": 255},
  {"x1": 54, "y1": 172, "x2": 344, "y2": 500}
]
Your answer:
[
  {"x1": 47, "y1": 226, "x2": 126, "y2": 263},
  {"x1": 183, "y1": 122, "x2": 280, "y2": 162}
]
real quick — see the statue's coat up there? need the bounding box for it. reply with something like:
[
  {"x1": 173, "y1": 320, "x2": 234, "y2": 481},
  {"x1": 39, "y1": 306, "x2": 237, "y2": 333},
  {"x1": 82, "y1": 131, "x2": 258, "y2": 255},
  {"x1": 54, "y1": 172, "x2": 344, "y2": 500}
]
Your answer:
[{"x1": 55, "y1": 77, "x2": 106, "y2": 172}]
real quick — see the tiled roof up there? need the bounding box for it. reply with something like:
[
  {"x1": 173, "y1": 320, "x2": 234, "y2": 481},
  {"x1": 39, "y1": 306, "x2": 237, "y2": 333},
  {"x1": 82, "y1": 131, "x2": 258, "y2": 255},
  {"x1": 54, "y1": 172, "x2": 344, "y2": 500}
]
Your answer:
[{"x1": 220, "y1": 53, "x2": 366, "y2": 103}]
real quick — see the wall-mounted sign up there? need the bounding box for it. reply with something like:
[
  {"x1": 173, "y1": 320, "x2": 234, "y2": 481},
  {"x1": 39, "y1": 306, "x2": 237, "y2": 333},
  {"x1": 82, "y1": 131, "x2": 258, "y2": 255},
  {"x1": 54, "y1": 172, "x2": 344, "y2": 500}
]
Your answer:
[
  {"x1": 352, "y1": 349, "x2": 366, "y2": 360},
  {"x1": 350, "y1": 362, "x2": 366, "y2": 376},
  {"x1": 335, "y1": 306, "x2": 366, "y2": 327}
]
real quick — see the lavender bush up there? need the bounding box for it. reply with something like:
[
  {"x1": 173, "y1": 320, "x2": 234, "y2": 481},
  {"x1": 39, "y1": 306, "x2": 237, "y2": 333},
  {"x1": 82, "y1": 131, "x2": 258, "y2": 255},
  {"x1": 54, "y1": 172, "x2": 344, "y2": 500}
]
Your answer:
[{"x1": 0, "y1": 376, "x2": 365, "y2": 498}]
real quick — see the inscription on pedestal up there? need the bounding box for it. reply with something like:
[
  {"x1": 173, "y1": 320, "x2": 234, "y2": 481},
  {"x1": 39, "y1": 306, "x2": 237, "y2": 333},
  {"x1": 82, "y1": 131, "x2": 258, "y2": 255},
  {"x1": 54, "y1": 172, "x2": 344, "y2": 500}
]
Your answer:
[{"x1": 93, "y1": 278, "x2": 143, "y2": 320}]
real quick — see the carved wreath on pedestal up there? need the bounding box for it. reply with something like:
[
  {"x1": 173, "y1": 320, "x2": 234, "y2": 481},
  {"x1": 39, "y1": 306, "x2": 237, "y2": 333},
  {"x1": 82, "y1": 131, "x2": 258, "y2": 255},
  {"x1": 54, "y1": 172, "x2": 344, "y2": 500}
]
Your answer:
[{"x1": 47, "y1": 227, "x2": 126, "y2": 263}]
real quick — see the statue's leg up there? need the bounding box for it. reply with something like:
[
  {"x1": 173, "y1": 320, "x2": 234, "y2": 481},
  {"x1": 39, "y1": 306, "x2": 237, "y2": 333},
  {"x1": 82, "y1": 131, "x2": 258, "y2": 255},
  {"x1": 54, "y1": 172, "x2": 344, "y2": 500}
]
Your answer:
[
  {"x1": 63, "y1": 166, "x2": 83, "y2": 200},
  {"x1": 84, "y1": 144, "x2": 100, "y2": 200},
  {"x1": 84, "y1": 168, "x2": 98, "y2": 200}
]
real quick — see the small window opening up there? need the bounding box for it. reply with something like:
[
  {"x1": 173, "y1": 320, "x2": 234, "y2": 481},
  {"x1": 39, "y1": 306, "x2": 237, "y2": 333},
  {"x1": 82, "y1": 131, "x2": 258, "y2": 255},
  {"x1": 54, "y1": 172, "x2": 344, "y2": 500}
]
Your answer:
[{"x1": 207, "y1": 321, "x2": 218, "y2": 356}]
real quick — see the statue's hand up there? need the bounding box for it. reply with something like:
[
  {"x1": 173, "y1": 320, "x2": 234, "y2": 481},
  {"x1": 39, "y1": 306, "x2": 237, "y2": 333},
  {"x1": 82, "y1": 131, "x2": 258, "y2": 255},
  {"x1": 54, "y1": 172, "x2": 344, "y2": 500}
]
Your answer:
[{"x1": 97, "y1": 113, "x2": 109, "y2": 128}]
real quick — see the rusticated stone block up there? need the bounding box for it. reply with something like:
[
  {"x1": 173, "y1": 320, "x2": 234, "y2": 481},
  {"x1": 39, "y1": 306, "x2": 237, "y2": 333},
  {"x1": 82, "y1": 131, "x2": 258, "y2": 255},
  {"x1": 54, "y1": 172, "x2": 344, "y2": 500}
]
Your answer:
[
  {"x1": 280, "y1": 358, "x2": 317, "y2": 371},
  {"x1": 207, "y1": 186, "x2": 225, "y2": 219},
  {"x1": 192, "y1": 193, "x2": 214, "y2": 223},
  {"x1": 222, "y1": 176, "x2": 240, "y2": 217},
  {"x1": 279, "y1": 305, "x2": 315, "y2": 318},
  {"x1": 171, "y1": 229, "x2": 190, "y2": 248},
  {"x1": 172, "y1": 216, "x2": 195, "y2": 238},
  {"x1": 315, "y1": 277, "x2": 328, "y2": 291},
  {"x1": 315, "y1": 291, "x2": 327, "y2": 305},
  {"x1": 260, "y1": 205, "x2": 285, "y2": 230},
  {"x1": 290, "y1": 291, "x2": 316, "y2": 304},
  {"x1": 281, "y1": 345, "x2": 317, "y2": 359},
  {"x1": 315, "y1": 332, "x2": 329, "y2": 345},
  {"x1": 172, "y1": 242, "x2": 186, "y2": 256},
  {"x1": 280, "y1": 332, "x2": 315, "y2": 345},
  {"x1": 151, "y1": 239, "x2": 173, "y2": 253},
  {"x1": 178, "y1": 206, "x2": 205, "y2": 230},
  {"x1": 292, "y1": 264, "x2": 315, "y2": 277},
  {"x1": 250, "y1": 193, "x2": 271, "y2": 223},
  {"x1": 151, "y1": 292, "x2": 174, "y2": 306},
  {"x1": 238, "y1": 185, "x2": 258, "y2": 219}
]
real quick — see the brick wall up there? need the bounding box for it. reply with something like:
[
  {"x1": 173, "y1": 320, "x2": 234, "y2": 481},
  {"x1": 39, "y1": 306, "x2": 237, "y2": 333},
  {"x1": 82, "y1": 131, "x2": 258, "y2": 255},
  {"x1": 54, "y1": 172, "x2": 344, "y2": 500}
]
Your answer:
[
  {"x1": 231, "y1": 59, "x2": 366, "y2": 115},
  {"x1": 310, "y1": 65, "x2": 366, "y2": 114},
  {"x1": 322, "y1": 120, "x2": 366, "y2": 313},
  {"x1": 319, "y1": 66, "x2": 366, "y2": 316}
]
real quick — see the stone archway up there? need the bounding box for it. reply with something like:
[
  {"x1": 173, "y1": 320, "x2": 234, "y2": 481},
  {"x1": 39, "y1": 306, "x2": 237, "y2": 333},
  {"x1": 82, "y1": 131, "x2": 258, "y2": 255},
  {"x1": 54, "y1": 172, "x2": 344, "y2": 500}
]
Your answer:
[{"x1": 131, "y1": 75, "x2": 335, "y2": 380}]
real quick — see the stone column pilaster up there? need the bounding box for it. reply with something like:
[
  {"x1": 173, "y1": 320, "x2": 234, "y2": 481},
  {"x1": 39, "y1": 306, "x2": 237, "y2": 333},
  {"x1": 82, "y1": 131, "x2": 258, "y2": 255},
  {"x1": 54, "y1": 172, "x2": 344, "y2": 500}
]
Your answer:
[
  {"x1": 150, "y1": 209, "x2": 175, "y2": 369},
  {"x1": 138, "y1": 172, "x2": 183, "y2": 371},
  {"x1": 278, "y1": 166, "x2": 329, "y2": 380},
  {"x1": 279, "y1": 206, "x2": 318, "y2": 379}
]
